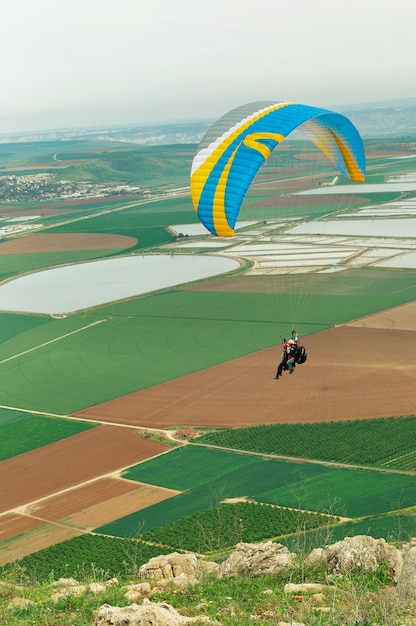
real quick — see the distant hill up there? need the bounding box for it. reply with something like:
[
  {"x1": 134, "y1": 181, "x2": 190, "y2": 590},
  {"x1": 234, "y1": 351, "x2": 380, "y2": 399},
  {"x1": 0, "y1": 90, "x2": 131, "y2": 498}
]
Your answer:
[
  {"x1": 333, "y1": 96, "x2": 416, "y2": 138},
  {"x1": 1, "y1": 97, "x2": 415, "y2": 145}
]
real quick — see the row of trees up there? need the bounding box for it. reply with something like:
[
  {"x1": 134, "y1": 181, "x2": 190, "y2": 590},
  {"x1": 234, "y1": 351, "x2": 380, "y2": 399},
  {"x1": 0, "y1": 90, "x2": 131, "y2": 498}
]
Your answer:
[
  {"x1": 194, "y1": 416, "x2": 416, "y2": 470},
  {"x1": 140, "y1": 501, "x2": 338, "y2": 554},
  {"x1": 0, "y1": 535, "x2": 162, "y2": 584}
]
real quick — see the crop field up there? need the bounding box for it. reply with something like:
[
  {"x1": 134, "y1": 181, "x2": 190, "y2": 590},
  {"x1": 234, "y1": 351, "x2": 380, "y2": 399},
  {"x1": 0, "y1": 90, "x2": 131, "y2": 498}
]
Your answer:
[
  {"x1": 0, "y1": 534, "x2": 167, "y2": 582},
  {"x1": 193, "y1": 416, "x2": 416, "y2": 471},
  {"x1": 1, "y1": 269, "x2": 416, "y2": 415},
  {"x1": 0, "y1": 425, "x2": 170, "y2": 514},
  {"x1": 0, "y1": 412, "x2": 97, "y2": 461},
  {"x1": 74, "y1": 324, "x2": 416, "y2": 429},
  {"x1": 1, "y1": 137, "x2": 416, "y2": 571},
  {"x1": 0, "y1": 478, "x2": 179, "y2": 565},
  {"x1": 94, "y1": 446, "x2": 416, "y2": 538},
  {"x1": 139, "y1": 501, "x2": 338, "y2": 553}
]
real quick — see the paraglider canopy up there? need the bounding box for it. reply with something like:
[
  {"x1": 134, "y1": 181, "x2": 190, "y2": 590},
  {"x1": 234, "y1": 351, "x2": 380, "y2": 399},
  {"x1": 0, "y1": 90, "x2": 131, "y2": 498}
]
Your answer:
[{"x1": 190, "y1": 101, "x2": 366, "y2": 237}]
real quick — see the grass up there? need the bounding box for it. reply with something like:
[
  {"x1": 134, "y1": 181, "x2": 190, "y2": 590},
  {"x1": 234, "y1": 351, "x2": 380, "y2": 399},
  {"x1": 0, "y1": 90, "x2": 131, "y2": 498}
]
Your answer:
[
  {"x1": 0, "y1": 414, "x2": 97, "y2": 461},
  {"x1": 122, "y1": 446, "x2": 257, "y2": 490},
  {"x1": 0, "y1": 546, "x2": 411, "y2": 626}
]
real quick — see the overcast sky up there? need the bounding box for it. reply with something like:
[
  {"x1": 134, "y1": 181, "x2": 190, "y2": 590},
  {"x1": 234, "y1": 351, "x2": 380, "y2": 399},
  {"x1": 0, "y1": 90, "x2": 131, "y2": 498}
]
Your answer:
[{"x1": 1, "y1": 0, "x2": 415, "y2": 133}]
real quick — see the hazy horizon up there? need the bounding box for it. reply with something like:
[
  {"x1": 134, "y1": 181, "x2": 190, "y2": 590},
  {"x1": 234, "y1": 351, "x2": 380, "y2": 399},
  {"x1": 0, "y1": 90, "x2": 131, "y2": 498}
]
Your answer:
[{"x1": 1, "y1": 0, "x2": 416, "y2": 134}]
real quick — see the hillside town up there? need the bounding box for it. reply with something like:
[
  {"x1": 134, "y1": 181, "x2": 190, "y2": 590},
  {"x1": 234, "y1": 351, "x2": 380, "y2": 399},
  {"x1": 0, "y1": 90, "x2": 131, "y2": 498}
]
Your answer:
[{"x1": 0, "y1": 172, "x2": 141, "y2": 203}]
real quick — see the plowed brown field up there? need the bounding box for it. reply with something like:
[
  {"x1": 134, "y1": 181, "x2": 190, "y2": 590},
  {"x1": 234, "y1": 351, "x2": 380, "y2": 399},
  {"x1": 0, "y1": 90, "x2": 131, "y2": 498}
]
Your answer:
[
  {"x1": 0, "y1": 425, "x2": 170, "y2": 514},
  {"x1": 0, "y1": 525, "x2": 83, "y2": 566},
  {"x1": 25, "y1": 477, "x2": 179, "y2": 529},
  {"x1": 0, "y1": 478, "x2": 179, "y2": 562},
  {"x1": 74, "y1": 305, "x2": 416, "y2": 429}
]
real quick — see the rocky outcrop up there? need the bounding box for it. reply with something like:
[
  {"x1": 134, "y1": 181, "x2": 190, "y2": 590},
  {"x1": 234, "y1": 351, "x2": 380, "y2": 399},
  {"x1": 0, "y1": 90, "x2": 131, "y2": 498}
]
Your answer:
[
  {"x1": 306, "y1": 535, "x2": 403, "y2": 581},
  {"x1": 219, "y1": 541, "x2": 296, "y2": 577},
  {"x1": 395, "y1": 546, "x2": 416, "y2": 605},
  {"x1": 90, "y1": 535, "x2": 415, "y2": 625},
  {"x1": 138, "y1": 552, "x2": 219, "y2": 589},
  {"x1": 93, "y1": 599, "x2": 220, "y2": 625}
]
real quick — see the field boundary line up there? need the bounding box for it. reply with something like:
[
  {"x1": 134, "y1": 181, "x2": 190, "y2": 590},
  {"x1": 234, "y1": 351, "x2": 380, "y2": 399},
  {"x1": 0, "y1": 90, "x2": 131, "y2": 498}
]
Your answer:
[
  {"x1": 190, "y1": 442, "x2": 416, "y2": 476},
  {"x1": 0, "y1": 318, "x2": 107, "y2": 365}
]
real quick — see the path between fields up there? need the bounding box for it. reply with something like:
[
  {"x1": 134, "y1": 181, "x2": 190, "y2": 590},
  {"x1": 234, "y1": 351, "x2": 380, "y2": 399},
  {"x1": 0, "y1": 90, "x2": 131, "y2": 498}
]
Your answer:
[
  {"x1": 2, "y1": 403, "x2": 415, "y2": 478},
  {"x1": 29, "y1": 192, "x2": 189, "y2": 235},
  {"x1": 0, "y1": 410, "x2": 414, "y2": 534},
  {"x1": 0, "y1": 319, "x2": 107, "y2": 365}
]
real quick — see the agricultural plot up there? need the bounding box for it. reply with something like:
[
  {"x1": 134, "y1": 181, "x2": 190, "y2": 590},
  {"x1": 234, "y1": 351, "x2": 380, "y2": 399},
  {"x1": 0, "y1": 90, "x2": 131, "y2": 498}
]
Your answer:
[
  {"x1": 0, "y1": 425, "x2": 170, "y2": 514},
  {"x1": 2, "y1": 268, "x2": 416, "y2": 416},
  {"x1": 0, "y1": 478, "x2": 179, "y2": 559},
  {"x1": 0, "y1": 523, "x2": 83, "y2": 567},
  {"x1": 76, "y1": 325, "x2": 416, "y2": 430},
  {"x1": 193, "y1": 416, "x2": 416, "y2": 471},
  {"x1": 47, "y1": 195, "x2": 198, "y2": 251},
  {"x1": 94, "y1": 446, "x2": 416, "y2": 538},
  {"x1": 27, "y1": 478, "x2": 179, "y2": 529},
  {"x1": 0, "y1": 413, "x2": 97, "y2": 461},
  {"x1": 0, "y1": 312, "x2": 51, "y2": 344},
  {"x1": 0, "y1": 233, "x2": 138, "y2": 280},
  {"x1": 1, "y1": 137, "x2": 416, "y2": 568},
  {"x1": 139, "y1": 501, "x2": 338, "y2": 553},
  {"x1": 0, "y1": 513, "x2": 45, "y2": 542},
  {"x1": 258, "y1": 468, "x2": 416, "y2": 518},
  {"x1": 281, "y1": 511, "x2": 416, "y2": 553},
  {"x1": 0, "y1": 534, "x2": 167, "y2": 582}
]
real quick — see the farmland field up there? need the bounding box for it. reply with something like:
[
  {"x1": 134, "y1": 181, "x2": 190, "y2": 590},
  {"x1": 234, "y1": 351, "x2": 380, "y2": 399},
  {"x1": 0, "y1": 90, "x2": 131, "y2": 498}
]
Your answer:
[
  {"x1": 1, "y1": 137, "x2": 416, "y2": 571},
  {"x1": 0, "y1": 413, "x2": 97, "y2": 461},
  {"x1": 139, "y1": 501, "x2": 338, "y2": 553},
  {"x1": 1, "y1": 269, "x2": 416, "y2": 415},
  {"x1": 0, "y1": 425, "x2": 170, "y2": 513},
  {"x1": 94, "y1": 446, "x2": 416, "y2": 537},
  {"x1": 193, "y1": 416, "x2": 416, "y2": 471}
]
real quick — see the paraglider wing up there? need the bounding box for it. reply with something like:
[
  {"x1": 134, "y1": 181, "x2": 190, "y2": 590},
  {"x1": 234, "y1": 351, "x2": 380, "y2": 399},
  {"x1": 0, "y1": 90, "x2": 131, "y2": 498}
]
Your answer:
[{"x1": 190, "y1": 101, "x2": 366, "y2": 237}]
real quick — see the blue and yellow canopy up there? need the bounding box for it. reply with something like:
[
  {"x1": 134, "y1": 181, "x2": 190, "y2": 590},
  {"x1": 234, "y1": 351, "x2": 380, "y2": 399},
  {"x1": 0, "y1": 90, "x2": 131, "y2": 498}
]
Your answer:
[{"x1": 190, "y1": 101, "x2": 366, "y2": 237}]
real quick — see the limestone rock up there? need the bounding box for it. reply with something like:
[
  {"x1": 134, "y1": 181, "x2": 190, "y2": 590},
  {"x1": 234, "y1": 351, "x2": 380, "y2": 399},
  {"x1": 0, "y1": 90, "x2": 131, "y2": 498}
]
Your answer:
[
  {"x1": 139, "y1": 553, "x2": 198, "y2": 582},
  {"x1": 138, "y1": 552, "x2": 218, "y2": 588},
  {"x1": 93, "y1": 599, "x2": 221, "y2": 625},
  {"x1": 307, "y1": 535, "x2": 403, "y2": 582},
  {"x1": 89, "y1": 582, "x2": 107, "y2": 594},
  {"x1": 219, "y1": 541, "x2": 296, "y2": 578},
  {"x1": 125, "y1": 582, "x2": 152, "y2": 602},
  {"x1": 50, "y1": 578, "x2": 87, "y2": 602},
  {"x1": 305, "y1": 547, "x2": 325, "y2": 568},
  {"x1": 395, "y1": 546, "x2": 416, "y2": 605}
]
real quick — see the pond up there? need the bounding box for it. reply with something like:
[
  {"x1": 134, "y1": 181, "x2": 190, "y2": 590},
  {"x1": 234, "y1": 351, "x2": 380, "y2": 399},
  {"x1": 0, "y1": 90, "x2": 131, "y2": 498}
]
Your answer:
[{"x1": 0, "y1": 254, "x2": 241, "y2": 315}]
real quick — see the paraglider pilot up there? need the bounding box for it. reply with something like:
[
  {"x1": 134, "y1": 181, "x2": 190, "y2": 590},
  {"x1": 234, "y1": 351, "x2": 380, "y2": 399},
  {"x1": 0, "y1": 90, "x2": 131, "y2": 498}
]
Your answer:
[{"x1": 275, "y1": 331, "x2": 298, "y2": 379}]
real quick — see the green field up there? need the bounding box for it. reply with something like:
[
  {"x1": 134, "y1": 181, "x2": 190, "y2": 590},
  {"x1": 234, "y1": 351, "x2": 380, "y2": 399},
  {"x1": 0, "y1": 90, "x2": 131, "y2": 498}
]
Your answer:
[
  {"x1": 139, "y1": 501, "x2": 338, "y2": 553},
  {"x1": 0, "y1": 412, "x2": 96, "y2": 460},
  {"x1": 0, "y1": 195, "x2": 199, "y2": 281},
  {"x1": 1, "y1": 267, "x2": 416, "y2": 414},
  {"x1": 281, "y1": 511, "x2": 416, "y2": 553},
  {"x1": 95, "y1": 446, "x2": 416, "y2": 538},
  {"x1": 194, "y1": 416, "x2": 416, "y2": 471},
  {"x1": 0, "y1": 534, "x2": 165, "y2": 583}
]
